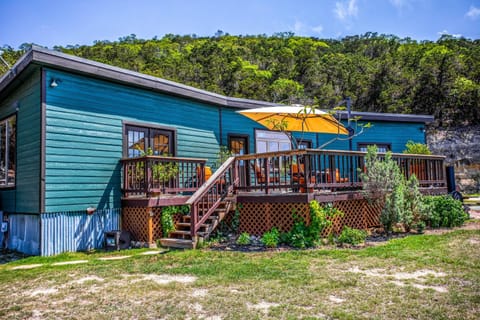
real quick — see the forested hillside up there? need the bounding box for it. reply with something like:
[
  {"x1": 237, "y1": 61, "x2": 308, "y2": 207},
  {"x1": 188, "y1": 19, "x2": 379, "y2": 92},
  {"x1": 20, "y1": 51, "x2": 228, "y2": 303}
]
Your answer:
[{"x1": 1, "y1": 32, "x2": 479, "y2": 126}]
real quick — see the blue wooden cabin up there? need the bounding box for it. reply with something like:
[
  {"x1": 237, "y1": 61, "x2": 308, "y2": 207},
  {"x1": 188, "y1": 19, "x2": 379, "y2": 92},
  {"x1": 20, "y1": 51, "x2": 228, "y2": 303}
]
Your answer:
[{"x1": 0, "y1": 46, "x2": 439, "y2": 255}]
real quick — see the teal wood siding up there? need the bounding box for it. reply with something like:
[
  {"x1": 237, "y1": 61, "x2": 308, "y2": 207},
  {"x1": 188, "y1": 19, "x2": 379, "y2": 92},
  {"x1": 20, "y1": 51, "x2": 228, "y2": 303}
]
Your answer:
[
  {"x1": 321, "y1": 121, "x2": 426, "y2": 153},
  {"x1": 44, "y1": 69, "x2": 221, "y2": 212},
  {"x1": 222, "y1": 108, "x2": 426, "y2": 153},
  {"x1": 0, "y1": 69, "x2": 41, "y2": 213},
  {"x1": 221, "y1": 108, "x2": 262, "y2": 152}
]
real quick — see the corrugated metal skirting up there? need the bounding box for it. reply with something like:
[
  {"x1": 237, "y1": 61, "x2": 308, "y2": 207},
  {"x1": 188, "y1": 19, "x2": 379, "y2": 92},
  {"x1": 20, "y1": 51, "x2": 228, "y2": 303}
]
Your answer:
[
  {"x1": 41, "y1": 208, "x2": 121, "y2": 256},
  {"x1": 7, "y1": 214, "x2": 41, "y2": 255}
]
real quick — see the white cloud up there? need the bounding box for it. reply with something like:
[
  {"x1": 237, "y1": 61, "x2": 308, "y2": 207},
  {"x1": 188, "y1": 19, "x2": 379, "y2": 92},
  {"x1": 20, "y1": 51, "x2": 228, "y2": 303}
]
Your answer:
[
  {"x1": 437, "y1": 30, "x2": 462, "y2": 38},
  {"x1": 334, "y1": 0, "x2": 358, "y2": 20},
  {"x1": 312, "y1": 25, "x2": 324, "y2": 34},
  {"x1": 466, "y1": 5, "x2": 480, "y2": 19},
  {"x1": 293, "y1": 20, "x2": 305, "y2": 33}
]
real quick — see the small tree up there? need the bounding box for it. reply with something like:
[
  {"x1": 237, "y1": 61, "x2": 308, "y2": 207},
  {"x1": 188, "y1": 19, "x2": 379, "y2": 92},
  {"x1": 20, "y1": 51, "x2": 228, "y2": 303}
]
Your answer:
[
  {"x1": 400, "y1": 175, "x2": 425, "y2": 231},
  {"x1": 361, "y1": 146, "x2": 402, "y2": 199},
  {"x1": 360, "y1": 146, "x2": 423, "y2": 232},
  {"x1": 403, "y1": 140, "x2": 431, "y2": 155}
]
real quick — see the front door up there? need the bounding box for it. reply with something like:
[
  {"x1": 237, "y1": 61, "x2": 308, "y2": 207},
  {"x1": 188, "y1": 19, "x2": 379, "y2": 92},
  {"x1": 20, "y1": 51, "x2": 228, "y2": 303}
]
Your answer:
[{"x1": 228, "y1": 134, "x2": 249, "y2": 185}]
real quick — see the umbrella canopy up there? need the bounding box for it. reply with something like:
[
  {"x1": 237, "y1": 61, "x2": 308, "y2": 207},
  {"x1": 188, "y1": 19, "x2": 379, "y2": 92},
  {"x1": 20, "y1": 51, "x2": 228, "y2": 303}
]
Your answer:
[{"x1": 238, "y1": 106, "x2": 349, "y2": 135}]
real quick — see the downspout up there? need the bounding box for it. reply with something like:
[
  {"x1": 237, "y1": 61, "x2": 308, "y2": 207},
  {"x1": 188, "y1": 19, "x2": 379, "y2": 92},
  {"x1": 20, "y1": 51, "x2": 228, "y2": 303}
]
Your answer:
[{"x1": 219, "y1": 106, "x2": 223, "y2": 146}]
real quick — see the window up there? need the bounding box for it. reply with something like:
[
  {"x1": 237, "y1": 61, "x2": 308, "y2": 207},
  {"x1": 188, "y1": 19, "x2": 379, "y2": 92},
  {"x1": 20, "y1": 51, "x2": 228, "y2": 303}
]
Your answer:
[
  {"x1": 0, "y1": 115, "x2": 16, "y2": 187},
  {"x1": 358, "y1": 143, "x2": 391, "y2": 153},
  {"x1": 255, "y1": 130, "x2": 291, "y2": 153},
  {"x1": 296, "y1": 139, "x2": 312, "y2": 150},
  {"x1": 125, "y1": 124, "x2": 175, "y2": 158},
  {"x1": 228, "y1": 135, "x2": 248, "y2": 157}
]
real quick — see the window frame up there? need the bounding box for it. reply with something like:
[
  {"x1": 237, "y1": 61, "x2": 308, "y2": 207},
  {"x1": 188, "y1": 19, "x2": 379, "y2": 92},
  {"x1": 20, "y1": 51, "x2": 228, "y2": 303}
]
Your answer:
[
  {"x1": 123, "y1": 121, "x2": 177, "y2": 158},
  {"x1": 254, "y1": 129, "x2": 292, "y2": 153},
  {"x1": 0, "y1": 113, "x2": 17, "y2": 189},
  {"x1": 296, "y1": 138, "x2": 312, "y2": 150},
  {"x1": 357, "y1": 142, "x2": 391, "y2": 153}
]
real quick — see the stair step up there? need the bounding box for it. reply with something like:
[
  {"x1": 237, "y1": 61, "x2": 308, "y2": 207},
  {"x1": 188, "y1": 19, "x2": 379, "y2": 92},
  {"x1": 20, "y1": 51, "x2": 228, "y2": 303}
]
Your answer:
[
  {"x1": 176, "y1": 222, "x2": 209, "y2": 229},
  {"x1": 170, "y1": 230, "x2": 207, "y2": 237},
  {"x1": 182, "y1": 215, "x2": 218, "y2": 223},
  {"x1": 159, "y1": 238, "x2": 195, "y2": 249}
]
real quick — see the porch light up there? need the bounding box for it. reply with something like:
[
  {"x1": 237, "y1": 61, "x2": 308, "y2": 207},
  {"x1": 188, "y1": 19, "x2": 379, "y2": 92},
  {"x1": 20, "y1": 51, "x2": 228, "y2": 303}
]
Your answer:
[{"x1": 50, "y1": 78, "x2": 60, "y2": 88}]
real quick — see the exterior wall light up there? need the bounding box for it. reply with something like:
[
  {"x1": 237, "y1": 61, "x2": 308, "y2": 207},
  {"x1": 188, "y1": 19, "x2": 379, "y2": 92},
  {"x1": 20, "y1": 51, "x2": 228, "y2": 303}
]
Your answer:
[{"x1": 50, "y1": 78, "x2": 61, "y2": 88}]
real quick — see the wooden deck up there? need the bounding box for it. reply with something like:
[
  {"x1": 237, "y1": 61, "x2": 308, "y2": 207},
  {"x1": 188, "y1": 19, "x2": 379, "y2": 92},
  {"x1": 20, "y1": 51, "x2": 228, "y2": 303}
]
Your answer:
[
  {"x1": 120, "y1": 149, "x2": 448, "y2": 247},
  {"x1": 122, "y1": 149, "x2": 446, "y2": 199}
]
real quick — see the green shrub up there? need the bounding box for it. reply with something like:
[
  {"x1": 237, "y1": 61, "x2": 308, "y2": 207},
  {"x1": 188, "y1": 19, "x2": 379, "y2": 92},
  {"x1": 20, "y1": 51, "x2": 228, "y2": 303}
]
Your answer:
[
  {"x1": 403, "y1": 140, "x2": 432, "y2": 155},
  {"x1": 286, "y1": 201, "x2": 342, "y2": 248},
  {"x1": 261, "y1": 227, "x2": 280, "y2": 248},
  {"x1": 161, "y1": 205, "x2": 189, "y2": 237},
  {"x1": 236, "y1": 232, "x2": 251, "y2": 245},
  {"x1": 337, "y1": 227, "x2": 367, "y2": 245},
  {"x1": 361, "y1": 146, "x2": 425, "y2": 232},
  {"x1": 422, "y1": 195, "x2": 468, "y2": 228}
]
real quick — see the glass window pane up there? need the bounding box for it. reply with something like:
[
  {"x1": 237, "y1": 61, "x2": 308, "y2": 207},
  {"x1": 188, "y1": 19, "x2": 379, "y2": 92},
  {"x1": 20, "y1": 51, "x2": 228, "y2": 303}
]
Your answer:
[
  {"x1": 151, "y1": 132, "x2": 170, "y2": 155},
  {"x1": 127, "y1": 130, "x2": 145, "y2": 157},
  {"x1": 125, "y1": 125, "x2": 175, "y2": 158},
  {"x1": 0, "y1": 115, "x2": 16, "y2": 187},
  {"x1": 257, "y1": 141, "x2": 267, "y2": 153},
  {"x1": 268, "y1": 141, "x2": 278, "y2": 152},
  {"x1": 7, "y1": 116, "x2": 15, "y2": 185}
]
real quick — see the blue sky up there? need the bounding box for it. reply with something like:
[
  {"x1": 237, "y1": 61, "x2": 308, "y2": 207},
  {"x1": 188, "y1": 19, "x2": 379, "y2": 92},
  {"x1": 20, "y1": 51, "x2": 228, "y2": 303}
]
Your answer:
[{"x1": 1, "y1": 0, "x2": 479, "y2": 48}]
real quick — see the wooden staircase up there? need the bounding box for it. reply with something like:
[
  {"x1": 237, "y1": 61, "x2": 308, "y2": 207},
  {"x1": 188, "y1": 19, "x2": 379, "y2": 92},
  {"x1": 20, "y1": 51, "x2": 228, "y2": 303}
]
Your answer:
[{"x1": 159, "y1": 196, "x2": 234, "y2": 249}]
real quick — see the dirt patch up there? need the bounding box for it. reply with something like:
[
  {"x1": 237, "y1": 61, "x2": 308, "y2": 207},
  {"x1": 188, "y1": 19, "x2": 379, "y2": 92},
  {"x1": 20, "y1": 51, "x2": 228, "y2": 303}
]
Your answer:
[
  {"x1": 125, "y1": 274, "x2": 197, "y2": 285},
  {"x1": 191, "y1": 288, "x2": 209, "y2": 297},
  {"x1": 72, "y1": 276, "x2": 105, "y2": 284},
  {"x1": 247, "y1": 301, "x2": 280, "y2": 314},
  {"x1": 328, "y1": 295, "x2": 345, "y2": 303},
  {"x1": 424, "y1": 221, "x2": 480, "y2": 235},
  {"x1": 348, "y1": 266, "x2": 446, "y2": 280},
  {"x1": 29, "y1": 288, "x2": 59, "y2": 296},
  {"x1": 348, "y1": 266, "x2": 449, "y2": 293}
]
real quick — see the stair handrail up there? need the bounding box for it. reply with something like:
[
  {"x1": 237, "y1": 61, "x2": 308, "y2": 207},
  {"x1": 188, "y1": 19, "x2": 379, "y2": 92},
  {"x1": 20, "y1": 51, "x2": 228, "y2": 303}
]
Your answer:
[{"x1": 186, "y1": 156, "x2": 237, "y2": 237}]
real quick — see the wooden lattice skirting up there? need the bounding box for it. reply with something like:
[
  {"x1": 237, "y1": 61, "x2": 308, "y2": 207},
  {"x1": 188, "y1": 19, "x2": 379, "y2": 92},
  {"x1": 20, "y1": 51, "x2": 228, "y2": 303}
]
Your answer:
[
  {"x1": 238, "y1": 199, "x2": 381, "y2": 236},
  {"x1": 122, "y1": 207, "x2": 182, "y2": 245}
]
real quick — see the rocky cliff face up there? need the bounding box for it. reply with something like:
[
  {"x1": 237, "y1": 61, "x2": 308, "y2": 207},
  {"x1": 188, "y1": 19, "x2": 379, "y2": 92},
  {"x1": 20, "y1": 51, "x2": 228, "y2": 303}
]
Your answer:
[{"x1": 427, "y1": 125, "x2": 480, "y2": 194}]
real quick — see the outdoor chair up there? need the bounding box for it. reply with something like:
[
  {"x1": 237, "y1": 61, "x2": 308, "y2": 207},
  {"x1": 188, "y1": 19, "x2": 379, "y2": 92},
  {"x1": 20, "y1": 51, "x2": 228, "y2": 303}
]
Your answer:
[
  {"x1": 291, "y1": 163, "x2": 316, "y2": 192},
  {"x1": 252, "y1": 163, "x2": 280, "y2": 185},
  {"x1": 325, "y1": 168, "x2": 349, "y2": 183},
  {"x1": 195, "y1": 165, "x2": 226, "y2": 187}
]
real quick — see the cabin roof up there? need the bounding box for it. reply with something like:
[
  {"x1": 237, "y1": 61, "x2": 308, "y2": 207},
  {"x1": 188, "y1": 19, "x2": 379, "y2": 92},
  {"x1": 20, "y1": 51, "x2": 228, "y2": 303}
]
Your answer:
[{"x1": 0, "y1": 45, "x2": 433, "y2": 123}]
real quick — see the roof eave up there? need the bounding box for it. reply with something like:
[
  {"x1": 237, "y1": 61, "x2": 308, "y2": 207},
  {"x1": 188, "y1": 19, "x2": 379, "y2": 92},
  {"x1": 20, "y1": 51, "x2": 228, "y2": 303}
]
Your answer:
[
  {"x1": 0, "y1": 50, "x2": 34, "y2": 93},
  {"x1": 336, "y1": 110, "x2": 434, "y2": 124},
  {"x1": 0, "y1": 46, "x2": 281, "y2": 109}
]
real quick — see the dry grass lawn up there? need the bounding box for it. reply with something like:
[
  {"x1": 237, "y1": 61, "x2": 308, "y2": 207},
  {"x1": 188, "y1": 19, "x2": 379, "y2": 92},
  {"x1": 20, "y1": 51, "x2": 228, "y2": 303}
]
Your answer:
[{"x1": 1, "y1": 223, "x2": 479, "y2": 319}]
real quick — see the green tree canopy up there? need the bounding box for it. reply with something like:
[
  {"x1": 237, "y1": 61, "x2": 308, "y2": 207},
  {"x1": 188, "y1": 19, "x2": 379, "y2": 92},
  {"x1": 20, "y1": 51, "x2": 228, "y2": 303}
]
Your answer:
[{"x1": 2, "y1": 33, "x2": 479, "y2": 126}]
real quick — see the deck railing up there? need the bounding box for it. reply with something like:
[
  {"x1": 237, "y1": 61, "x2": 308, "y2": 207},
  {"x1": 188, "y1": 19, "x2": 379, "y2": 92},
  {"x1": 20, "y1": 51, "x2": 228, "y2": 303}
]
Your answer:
[
  {"x1": 120, "y1": 150, "x2": 447, "y2": 198},
  {"x1": 120, "y1": 156, "x2": 207, "y2": 197},
  {"x1": 186, "y1": 157, "x2": 237, "y2": 237},
  {"x1": 235, "y1": 149, "x2": 447, "y2": 194}
]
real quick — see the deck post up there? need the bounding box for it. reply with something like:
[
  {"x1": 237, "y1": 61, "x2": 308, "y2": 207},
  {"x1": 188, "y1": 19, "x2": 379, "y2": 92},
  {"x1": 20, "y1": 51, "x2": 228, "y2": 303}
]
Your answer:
[
  {"x1": 264, "y1": 158, "x2": 270, "y2": 194},
  {"x1": 147, "y1": 208, "x2": 153, "y2": 245},
  {"x1": 123, "y1": 162, "x2": 129, "y2": 197},
  {"x1": 191, "y1": 205, "x2": 198, "y2": 238}
]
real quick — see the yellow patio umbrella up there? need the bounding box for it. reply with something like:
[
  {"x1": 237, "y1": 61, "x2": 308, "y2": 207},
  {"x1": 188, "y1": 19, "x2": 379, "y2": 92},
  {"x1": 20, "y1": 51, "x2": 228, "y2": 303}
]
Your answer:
[{"x1": 238, "y1": 105, "x2": 349, "y2": 135}]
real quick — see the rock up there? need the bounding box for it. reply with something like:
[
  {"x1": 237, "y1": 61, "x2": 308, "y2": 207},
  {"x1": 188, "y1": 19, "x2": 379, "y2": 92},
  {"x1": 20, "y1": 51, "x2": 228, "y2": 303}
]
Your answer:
[{"x1": 427, "y1": 125, "x2": 480, "y2": 193}]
